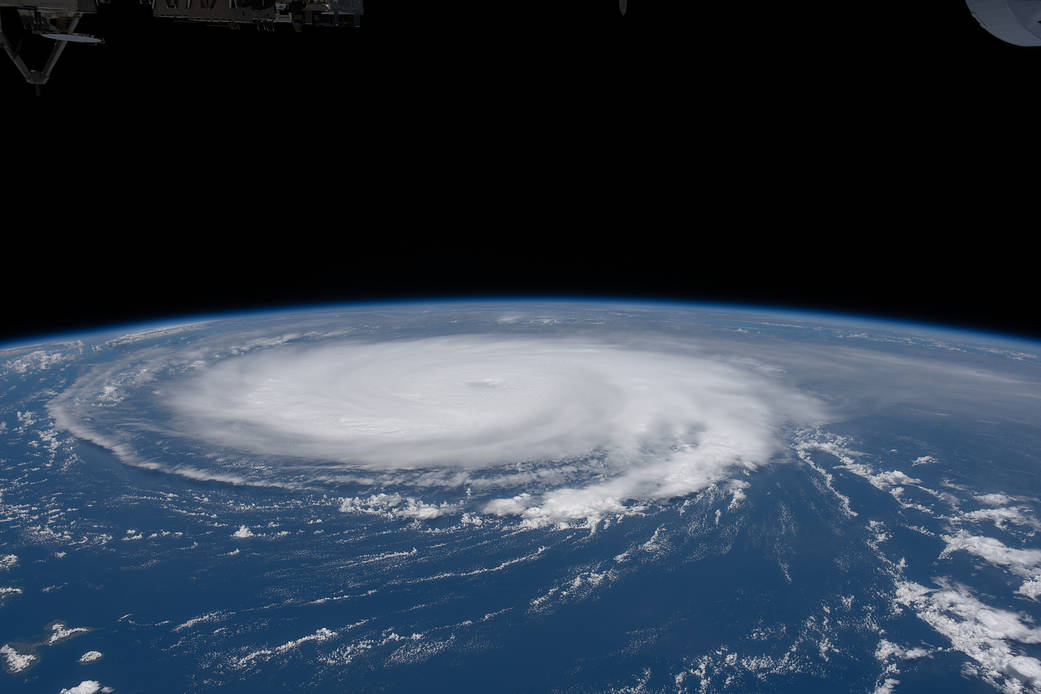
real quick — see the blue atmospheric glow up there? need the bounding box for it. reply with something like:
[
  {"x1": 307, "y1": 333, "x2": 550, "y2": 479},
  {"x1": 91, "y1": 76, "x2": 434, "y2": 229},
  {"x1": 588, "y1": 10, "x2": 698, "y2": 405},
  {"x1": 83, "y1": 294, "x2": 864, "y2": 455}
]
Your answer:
[{"x1": 3, "y1": 295, "x2": 1038, "y2": 351}]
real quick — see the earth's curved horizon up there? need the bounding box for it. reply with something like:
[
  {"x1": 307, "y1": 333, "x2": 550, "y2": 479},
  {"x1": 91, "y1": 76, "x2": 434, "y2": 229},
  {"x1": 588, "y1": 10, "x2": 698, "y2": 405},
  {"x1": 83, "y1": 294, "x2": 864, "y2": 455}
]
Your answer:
[
  {"x1": 6, "y1": 298, "x2": 1041, "y2": 353},
  {"x1": 2, "y1": 300, "x2": 1041, "y2": 694}
]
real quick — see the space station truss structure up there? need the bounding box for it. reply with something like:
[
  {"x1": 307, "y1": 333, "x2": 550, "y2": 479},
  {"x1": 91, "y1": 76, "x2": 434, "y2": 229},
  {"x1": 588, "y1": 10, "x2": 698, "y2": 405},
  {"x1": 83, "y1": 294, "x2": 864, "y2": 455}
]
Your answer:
[
  {"x1": 150, "y1": 0, "x2": 362, "y2": 30},
  {"x1": 0, "y1": 0, "x2": 361, "y2": 91}
]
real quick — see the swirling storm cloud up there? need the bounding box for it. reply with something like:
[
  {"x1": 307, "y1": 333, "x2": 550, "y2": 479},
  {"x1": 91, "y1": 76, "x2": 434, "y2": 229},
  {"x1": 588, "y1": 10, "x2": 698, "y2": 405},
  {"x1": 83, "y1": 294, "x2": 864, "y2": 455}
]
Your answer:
[
  {"x1": 49, "y1": 324, "x2": 826, "y2": 528},
  {"x1": 167, "y1": 337, "x2": 825, "y2": 525}
]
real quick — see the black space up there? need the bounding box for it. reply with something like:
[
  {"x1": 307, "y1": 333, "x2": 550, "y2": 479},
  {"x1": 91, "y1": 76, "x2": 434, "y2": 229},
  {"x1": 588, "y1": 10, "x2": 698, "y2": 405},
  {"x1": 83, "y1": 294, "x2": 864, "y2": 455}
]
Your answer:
[
  {"x1": 2, "y1": 0, "x2": 1037, "y2": 345},
  {"x1": 2, "y1": 0, "x2": 1038, "y2": 98},
  {"x1": 3, "y1": 221, "x2": 1037, "y2": 345}
]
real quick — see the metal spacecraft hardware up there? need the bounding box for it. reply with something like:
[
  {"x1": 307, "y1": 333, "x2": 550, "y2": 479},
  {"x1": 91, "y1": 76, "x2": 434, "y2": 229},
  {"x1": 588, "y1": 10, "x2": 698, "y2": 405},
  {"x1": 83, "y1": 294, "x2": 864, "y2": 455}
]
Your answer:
[
  {"x1": 0, "y1": 0, "x2": 362, "y2": 91},
  {"x1": 3, "y1": 0, "x2": 1038, "y2": 93},
  {"x1": 965, "y1": 0, "x2": 1041, "y2": 46},
  {"x1": 151, "y1": 0, "x2": 361, "y2": 30}
]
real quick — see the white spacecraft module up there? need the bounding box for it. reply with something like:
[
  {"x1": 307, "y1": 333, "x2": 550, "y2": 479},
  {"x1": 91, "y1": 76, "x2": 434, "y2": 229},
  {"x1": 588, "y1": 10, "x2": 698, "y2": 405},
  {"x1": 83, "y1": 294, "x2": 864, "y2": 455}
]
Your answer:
[{"x1": 966, "y1": 0, "x2": 1041, "y2": 46}]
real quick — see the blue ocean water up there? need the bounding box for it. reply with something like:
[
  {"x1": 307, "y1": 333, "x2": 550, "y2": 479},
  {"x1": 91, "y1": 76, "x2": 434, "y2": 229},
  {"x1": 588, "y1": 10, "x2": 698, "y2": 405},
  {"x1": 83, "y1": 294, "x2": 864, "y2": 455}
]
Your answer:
[{"x1": 1, "y1": 302, "x2": 1040, "y2": 694}]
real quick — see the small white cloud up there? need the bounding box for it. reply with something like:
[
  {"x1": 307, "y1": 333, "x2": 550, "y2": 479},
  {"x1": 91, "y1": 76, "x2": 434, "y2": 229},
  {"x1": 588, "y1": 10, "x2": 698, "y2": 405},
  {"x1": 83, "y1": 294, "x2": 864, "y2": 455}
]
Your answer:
[
  {"x1": 872, "y1": 678, "x2": 900, "y2": 694},
  {"x1": 1, "y1": 644, "x2": 37, "y2": 673},
  {"x1": 47, "y1": 623, "x2": 89, "y2": 645},
  {"x1": 231, "y1": 525, "x2": 254, "y2": 539},
  {"x1": 875, "y1": 639, "x2": 930, "y2": 661},
  {"x1": 459, "y1": 512, "x2": 483, "y2": 526},
  {"x1": 78, "y1": 651, "x2": 103, "y2": 664},
  {"x1": 173, "y1": 611, "x2": 225, "y2": 633},
  {"x1": 839, "y1": 461, "x2": 921, "y2": 492},
  {"x1": 235, "y1": 627, "x2": 338, "y2": 668},
  {"x1": 960, "y1": 506, "x2": 1041, "y2": 531},
  {"x1": 726, "y1": 479, "x2": 750, "y2": 511},
  {"x1": 1017, "y1": 577, "x2": 1041, "y2": 601},
  {"x1": 975, "y1": 493, "x2": 1018, "y2": 506},
  {"x1": 58, "y1": 681, "x2": 114, "y2": 694},
  {"x1": 941, "y1": 530, "x2": 1041, "y2": 578},
  {"x1": 339, "y1": 494, "x2": 456, "y2": 521}
]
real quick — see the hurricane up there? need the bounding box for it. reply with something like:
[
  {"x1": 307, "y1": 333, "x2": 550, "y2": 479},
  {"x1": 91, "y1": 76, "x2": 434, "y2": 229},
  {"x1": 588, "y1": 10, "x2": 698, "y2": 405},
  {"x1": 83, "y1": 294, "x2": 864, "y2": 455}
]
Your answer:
[{"x1": 51, "y1": 333, "x2": 825, "y2": 527}]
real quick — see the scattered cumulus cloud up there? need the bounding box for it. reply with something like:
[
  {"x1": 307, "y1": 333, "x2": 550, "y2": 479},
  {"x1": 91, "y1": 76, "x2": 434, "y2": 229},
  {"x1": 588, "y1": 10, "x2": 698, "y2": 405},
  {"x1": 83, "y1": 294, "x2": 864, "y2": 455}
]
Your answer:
[
  {"x1": 960, "y1": 506, "x2": 1041, "y2": 532},
  {"x1": 976, "y1": 493, "x2": 1021, "y2": 506},
  {"x1": 872, "y1": 678, "x2": 900, "y2": 694},
  {"x1": 48, "y1": 623, "x2": 90, "y2": 645},
  {"x1": 3, "y1": 349, "x2": 68, "y2": 375},
  {"x1": 339, "y1": 494, "x2": 457, "y2": 520},
  {"x1": 174, "y1": 611, "x2": 226, "y2": 632},
  {"x1": 235, "y1": 627, "x2": 338, "y2": 668},
  {"x1": 895, "y1": 580, "x2": 1041, "y2": 692},
  {"x1": 874, "y1": 639, "x2": 930, "y2": 661},
  {"x1": 941, "y1": 531, "x2": 1041, "y2": 578},
  {"x1": 1, "y1": 644, "x2": 36, "y2": 673},
  {"x1": 58, "y1": 681, "x2": 113, "y2": 694}
]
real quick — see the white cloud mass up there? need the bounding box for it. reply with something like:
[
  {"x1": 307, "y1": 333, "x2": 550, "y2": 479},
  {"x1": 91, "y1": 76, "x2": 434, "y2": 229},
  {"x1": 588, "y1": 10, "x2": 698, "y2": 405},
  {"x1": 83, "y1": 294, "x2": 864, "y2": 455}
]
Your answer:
[
  {"x1": 941, "y1": 531, "x2": 1041, "y2": 578},
  {"x1": 78, "y1": 651, "x2": 103, "y2": 664},
  {"x1": 58, "y1": 681, "x2": 113, "y2": 694},
  {"x1": 161, "y1": 337, "x2": 824, "y2": 526},
  {"x1": 1, "y1": 644, "x2": 36, "y2": 673},
  {"x1": 895, "y1": 580, "x2": 1041, "y2": 691}
]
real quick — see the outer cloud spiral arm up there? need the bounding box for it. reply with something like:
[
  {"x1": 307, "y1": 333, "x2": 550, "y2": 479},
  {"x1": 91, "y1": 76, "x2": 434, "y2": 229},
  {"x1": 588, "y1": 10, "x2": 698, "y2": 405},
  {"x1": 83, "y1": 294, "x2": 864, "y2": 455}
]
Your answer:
[{"x1": 53, "y1": 335, "x2": 827, "y2": 527}]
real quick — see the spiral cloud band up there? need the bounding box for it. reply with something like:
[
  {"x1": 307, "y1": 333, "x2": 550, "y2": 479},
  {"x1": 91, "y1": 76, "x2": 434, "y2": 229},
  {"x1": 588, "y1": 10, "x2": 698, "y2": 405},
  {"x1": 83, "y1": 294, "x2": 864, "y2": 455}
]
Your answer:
[{"x1": 160, "y1": 336, "x2": 825, "y2": 525}]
